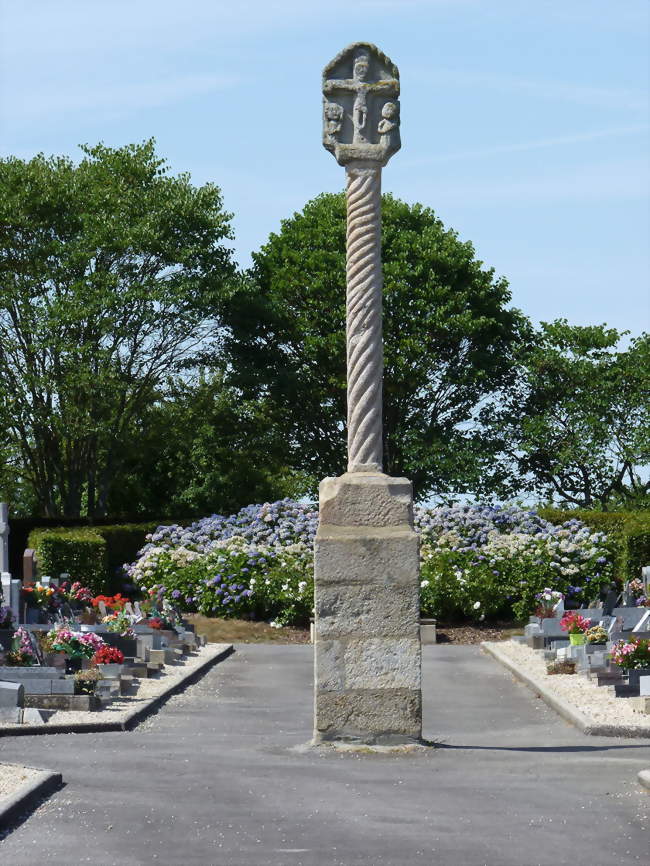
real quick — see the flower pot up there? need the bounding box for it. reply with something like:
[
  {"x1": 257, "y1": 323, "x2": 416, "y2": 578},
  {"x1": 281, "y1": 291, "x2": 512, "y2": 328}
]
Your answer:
[
  {"x1": 627, "y1": 667, "x2": 650, "y2": 687},
  {"x1": 98, "y1": 663, "x2": 123, "y2": 679},
  {"x1": 569, "y1": 633, "x2": 586, "y2": 645},
  {"x1": 65, "y1": 656, "x2": 83, "y2": 674}
]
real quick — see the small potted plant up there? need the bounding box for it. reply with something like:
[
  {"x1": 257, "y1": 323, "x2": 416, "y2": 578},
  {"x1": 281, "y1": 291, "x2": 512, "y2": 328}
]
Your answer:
[
  {"x1": 74, "y1": 667, "x2": 102, "y2": 695},
  {"x1": 611, "y1": 638, "x2": 650, "y2": 688},
  {"x1": 5, "y1": 626, "x2": 38, "y2": 666},
  {"x1": 533, "y1": 589, "x2": 564, "y2": 620},
  {"x1": 92, "y1": 645, "x2": 125, "y2": 678},
  {"x1": 22, "y1": 582, "x2": 56, "y2": 623},
  {"x1": 585, "y1": 625, "x2": 608, "y2": 646},
  {"x1": 560, "y1": 612, "x2": 591, "y2": 645}
]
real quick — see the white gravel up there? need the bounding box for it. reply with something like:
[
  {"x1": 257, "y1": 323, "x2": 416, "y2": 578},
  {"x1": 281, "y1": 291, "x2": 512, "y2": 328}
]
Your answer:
[
  {"x1": 0, "y1": 764, "x2": 42, "y2": 804},
  {"x1": 488, "y1": 639, "x2": 650, "y2": 732},
  {"x1": 0, "y1": 643, "x2": 230, "y2": 731}
]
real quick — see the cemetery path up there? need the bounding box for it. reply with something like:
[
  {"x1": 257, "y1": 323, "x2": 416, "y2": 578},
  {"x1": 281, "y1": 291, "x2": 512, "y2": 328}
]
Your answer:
[{"x1": 0, "y1": 644, "x2": 648, "y2": 866}]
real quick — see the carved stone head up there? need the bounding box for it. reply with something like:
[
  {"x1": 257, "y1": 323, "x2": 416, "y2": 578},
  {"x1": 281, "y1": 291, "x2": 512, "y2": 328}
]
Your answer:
[{"x1": 322, "y1": 42, "x2": 400, "y2": 167}]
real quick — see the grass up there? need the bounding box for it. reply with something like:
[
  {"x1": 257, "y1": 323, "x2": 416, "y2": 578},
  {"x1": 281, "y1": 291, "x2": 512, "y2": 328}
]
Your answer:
[{"x1": 187, "y1": 614, "x2": 310, "y2": 644}]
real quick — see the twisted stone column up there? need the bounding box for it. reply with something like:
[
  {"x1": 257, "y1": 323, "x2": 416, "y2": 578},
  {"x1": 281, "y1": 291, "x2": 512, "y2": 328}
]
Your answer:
[{"x1": 345, "y1": 163, "x2": 383, "y2": 473}]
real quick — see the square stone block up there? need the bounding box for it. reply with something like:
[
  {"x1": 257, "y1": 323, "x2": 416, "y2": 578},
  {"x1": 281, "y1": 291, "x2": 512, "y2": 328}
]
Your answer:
[
  {"x1": 343, "y1": 637, "x2": 421, "y2": 690},
  {"x1": 319, "y1": 472, "x2": 414, "y2": 527},
  {"x1": 315, "y1": 526, "x2": 419, "y2": 586},
  {"x1": 314, "y1": 688, "x2": 421, "y2": 744},
  {"x1": 315, "y1": 581, "x2": 419, "y2": 640}
]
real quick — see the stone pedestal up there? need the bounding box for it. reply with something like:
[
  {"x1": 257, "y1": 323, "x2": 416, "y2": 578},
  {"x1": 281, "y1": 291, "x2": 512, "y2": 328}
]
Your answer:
[{"x1": 313, "y1": 472, "x2": 421, "y2": 744}]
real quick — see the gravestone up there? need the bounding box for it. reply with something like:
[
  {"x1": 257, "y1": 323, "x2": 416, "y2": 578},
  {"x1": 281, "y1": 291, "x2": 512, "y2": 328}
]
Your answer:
[
  {"x1": 611, "y1": 606, "x2": 646, "y2": 631},
  {"x1": 314, "y1": 43, "x2": 421, "y2": 746},
  {"x1": 0, "y1": 504, "x2": 8, "y2": 574},
  {"x1": 23, "y1": 548, "x2": 35, "y2": 583},
  {"x1": 633, "y1": 610, "x2": 650, "y2": 633},
  {"x1": 603, "y1": 585, "x2": 621, "y2": 616},
  {"x1": 1, "y1": 573, "x2": 20, "y2": 624},
  {"x1": 0, "y1": 680, "x2": 24, "y2": 724}
]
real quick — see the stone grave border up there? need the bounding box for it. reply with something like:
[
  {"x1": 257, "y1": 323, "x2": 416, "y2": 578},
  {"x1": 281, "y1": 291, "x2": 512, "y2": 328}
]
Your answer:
[
  {"x1": 0, "y1": 643, "x2": 233, "y2": 737},
  {"x1": 482, "y1": 641, "x2": 650, "y2": 739},
  {"x1": 0, "y1": 765, "x2": 62, "y2": 831}
]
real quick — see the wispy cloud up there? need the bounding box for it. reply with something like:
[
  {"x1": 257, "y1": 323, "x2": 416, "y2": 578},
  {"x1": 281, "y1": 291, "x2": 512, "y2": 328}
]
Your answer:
[
  {"x1": 4, "y1": 74, "x2": 237, "y2": 122},
  {"x1": 404, "y1": 124, "x2": 650, "y2": 167},
  {"x1": 413, "y1": 67, "x2": 648, "y2": 113}
]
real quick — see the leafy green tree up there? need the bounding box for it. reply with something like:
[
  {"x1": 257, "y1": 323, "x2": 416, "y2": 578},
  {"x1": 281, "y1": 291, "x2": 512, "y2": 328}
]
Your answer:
[
  {"x1": 483, "y1": 322, "x2": 650, "y2": 509},
  {"x1": 105, "y1": 373, "x2": 310, "y2": 517},
  {"x1": 0, "y1": 141, "x2": 235, "y2": 517},
  {"x1": 220, "y1": 193, "x2": 529, "y2": 500}
]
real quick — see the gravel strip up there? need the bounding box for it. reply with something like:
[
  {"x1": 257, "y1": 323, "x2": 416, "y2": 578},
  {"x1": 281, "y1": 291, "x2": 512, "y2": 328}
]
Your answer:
[
  {"x1": 0, "y1": 765, "x2": 41, "y2": 802},
  {"x1": 484, "y1": 639, "x2": 650, "y2": 736},
  {"x1": 0, "y1": 643, "x2": 233, "y2": 735}
]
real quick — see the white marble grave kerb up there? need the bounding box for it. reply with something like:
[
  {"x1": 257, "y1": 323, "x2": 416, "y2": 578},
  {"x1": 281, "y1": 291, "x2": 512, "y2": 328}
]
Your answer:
[{"x1": 314, "y1": 43, "x2": 422, "y2": 745}]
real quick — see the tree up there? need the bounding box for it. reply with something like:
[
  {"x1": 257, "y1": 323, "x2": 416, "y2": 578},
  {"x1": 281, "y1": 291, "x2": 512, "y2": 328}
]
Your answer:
[
  {"x1": 104, "y1": 373, "x2": 310, "y2": 518},
  {"x1": 219, "y1": 193, "x2": 529, "y2": 500},
  {"x1": 0, "y1": 141, "x2": 235, "y2": 517},
  {"x1": 483, "y1": 321, "x2": 650, "y2": 509}
]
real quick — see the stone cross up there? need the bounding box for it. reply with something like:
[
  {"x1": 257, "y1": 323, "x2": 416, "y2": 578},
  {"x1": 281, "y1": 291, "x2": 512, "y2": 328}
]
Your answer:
[
  {"x1": 0, "y1": 503, "x2": 8, "y2": 574},
  {"x1": 313, "y1": 43, "x2": 421, "y2": 746},
  {"x1": 322, "y1": 42, "x2": 401, "y2": 472}
]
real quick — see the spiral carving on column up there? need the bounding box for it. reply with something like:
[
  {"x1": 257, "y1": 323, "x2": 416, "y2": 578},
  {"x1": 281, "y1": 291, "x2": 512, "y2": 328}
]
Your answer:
[{"x1": 345, "y1": 165, "x2": 383, "y2": 472}]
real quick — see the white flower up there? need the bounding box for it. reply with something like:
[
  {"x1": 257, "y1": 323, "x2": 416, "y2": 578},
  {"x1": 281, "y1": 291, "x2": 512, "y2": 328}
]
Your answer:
[
  {"x1": 420, "y1": 580, "x2": 429, "y2": 588},
  {"x1": 479, "y1": 614, "x2": 485, "y2": 621},
  {"x1": 281, "y1": 583, "x2": 289, "y2": 591},
  {"x1": 298, "y1": 581, "x2": 307, "y2": 592},
  {"x1": 264, "y1": 514, "x2": 273, "y2": 522},
  {"x1": 473, "y1": 601, "x2": 481, "y2": 610}
]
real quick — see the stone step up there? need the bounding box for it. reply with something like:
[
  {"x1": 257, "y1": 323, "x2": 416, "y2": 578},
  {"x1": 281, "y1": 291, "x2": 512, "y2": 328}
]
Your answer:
[{"x1": 24, "y1": 693, "x2": 101, "y2": 711}]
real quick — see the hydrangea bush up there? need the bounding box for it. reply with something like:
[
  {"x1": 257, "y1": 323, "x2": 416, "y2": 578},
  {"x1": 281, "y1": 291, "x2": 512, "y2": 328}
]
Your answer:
[
  {"x1": 416, "y1": 504, "x2": 614, "y2": 622},
  {"x1": 125, "y1": 500, "x2": 614, "y2": 625}
]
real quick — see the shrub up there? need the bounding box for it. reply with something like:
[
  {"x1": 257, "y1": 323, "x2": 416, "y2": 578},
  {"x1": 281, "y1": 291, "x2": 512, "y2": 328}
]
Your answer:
[
  {"x1": 126, "y1": 500, "x2": 614, "y2": 626},
  {"x1": 416, "y1": 504, "x2": 613, "y2": 622},
  {"x1": 28, "y1": 528, "x2": 107, "y2": 594}
]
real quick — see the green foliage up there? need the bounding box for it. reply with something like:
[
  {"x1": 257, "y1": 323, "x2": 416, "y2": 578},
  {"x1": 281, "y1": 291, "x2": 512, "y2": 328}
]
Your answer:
[
  {"x1": 28, "y1": 528, "x2": 107, "y2": 594},
  {"x1": 220, "y1": 192, "x2": 528, "y2": 500},
  {"x1": 104, "y1": 374, "x2": 309, "y2": 518},
  {"x1": 484, "y1": 323, "x2": 650, "y2": 509},
  {"x1": 0, "y1": 140, "x2": 235, "y2": 517},
  {"x1": 539, "y1": 508, "x2": 650, "y2": 582},
  {"x1": 136, "y1": 544, "x2": 313, "y2": 627}
]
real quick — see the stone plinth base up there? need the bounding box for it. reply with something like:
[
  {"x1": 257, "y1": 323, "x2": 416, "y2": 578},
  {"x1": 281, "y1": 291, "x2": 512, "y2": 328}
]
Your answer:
[{"x1": 313, "y1": 473, "x2": 422, "y2": 744}]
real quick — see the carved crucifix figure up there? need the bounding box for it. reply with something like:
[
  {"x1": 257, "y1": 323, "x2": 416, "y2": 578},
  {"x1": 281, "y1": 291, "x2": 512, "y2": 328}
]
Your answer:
[{"x1": 322, "y1": 44, "x2": 400, "y2": 164}]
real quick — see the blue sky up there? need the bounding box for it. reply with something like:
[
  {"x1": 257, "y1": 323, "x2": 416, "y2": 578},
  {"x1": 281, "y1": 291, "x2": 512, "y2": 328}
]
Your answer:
[{"x1": 1, "y1": 0, "x2": 648, "y2": 337}]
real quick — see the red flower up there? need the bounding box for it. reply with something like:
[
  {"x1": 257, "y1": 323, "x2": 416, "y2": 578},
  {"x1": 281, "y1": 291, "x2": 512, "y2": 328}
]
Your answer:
[{"x1": 92, "y1": 646, "x2": 125, "y2": 665}]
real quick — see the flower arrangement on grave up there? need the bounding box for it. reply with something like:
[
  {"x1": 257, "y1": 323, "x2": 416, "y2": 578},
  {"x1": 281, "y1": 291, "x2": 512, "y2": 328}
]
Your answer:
[
  {"x1": 59, "y1": 580, "x2": 94, "y2": 606},
  {"x1": 636, "y1": 595, "x2": 650, "y2": 608},
  {"x1": 611, "y1": 638, "x2": 650, "y2": 671},
  {"x1": 628, "y1": 578, "x2": 644, "y2": 598},
  {"x1": 102, "y1": 611, "x2": 134, "y2": 637},
  {"x1": 74, "y1": 667, "x2": 102, "y2": 695},
  {"x1": 0, "y1": 604, "x2": 15, "y2": 630},
  {"x1": 585, "y1": 625, "x2": 608, "y2": 645},
  {"x1": 147, "y1": 616, "x2": 163, "y2": 630},
  {"x1": 22, "y1": 582, "x2": 56, "y2": 609},
  {"x1": 92, "y1": 645, "x2": 125, "y2": 665},
  {"x1": 533, "y1": 588, "x2": 564, "y2": 618},
  {"x1": 91, "y1": 593, "x2": 127, "y2": 612},
  {"x1": 5, "y1": 627, "x2": 38, "y2": 666},
  {"x1": 560, "y1": 612, "x2": 591, "y2": 635},
  {"x1": 44, "y1": 625, "x2": 106, "y2": 659}
]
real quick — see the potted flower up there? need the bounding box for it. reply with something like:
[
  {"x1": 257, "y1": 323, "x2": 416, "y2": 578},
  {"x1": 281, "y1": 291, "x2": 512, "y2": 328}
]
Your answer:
[
  {"x1": 74, "y1": 667, "x2": 102, "y2": 695},
  {"x1": 585, "y1": 625, "x2": 608, "y2": 645},
  {"x1": 92, "y1": 645, "x2": 125, "y2": 678},
  {"x1": 22, "y1": 582, "x2": 56, "y2": 623},
  {"x1": 5, "y1": 626, "x2": 38, "y2": 666},
  {"x1": 534, "y1": 589, "x2": 564, "y2": 619},
  {"x1": 560, "y1": 612, "x2": 591, "y2": 645},
  {"x1": 611, "y1": 638, "x2": 650, "y2": 688},
  {"x1": 44, "y1": 625, "x2": 106, "y2": 673}
]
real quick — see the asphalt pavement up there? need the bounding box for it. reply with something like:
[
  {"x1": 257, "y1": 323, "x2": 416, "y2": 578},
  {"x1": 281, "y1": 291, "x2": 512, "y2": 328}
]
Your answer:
[{"x1": 0, "y1": 644, "x2": 648, "y2": 866}]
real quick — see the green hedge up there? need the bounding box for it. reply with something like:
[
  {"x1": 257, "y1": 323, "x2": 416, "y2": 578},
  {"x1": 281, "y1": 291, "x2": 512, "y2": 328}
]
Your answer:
[
  {"x1": 28, "y1": 528, "x2": 108, "y2": 594},
  {"x1": 27, "y1": 519, "x2": 195, "y2": 595},
  {"x1": 539, "y1": 509, "x2": 650, "y2": 583}
]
